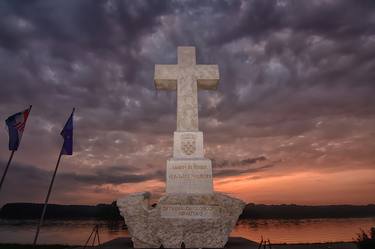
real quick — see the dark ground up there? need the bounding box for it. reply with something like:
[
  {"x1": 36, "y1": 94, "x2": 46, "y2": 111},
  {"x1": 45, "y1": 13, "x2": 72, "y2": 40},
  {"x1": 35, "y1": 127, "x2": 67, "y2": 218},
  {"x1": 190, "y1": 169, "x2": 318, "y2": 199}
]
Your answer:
[
  {"x1": 0, "y1": 245, "x2": 75, "y2": 249},
  {"x1": 72, "y1": 237, "x2": 357, "y2": 249},
  {"x1": 0, "y1": 237, "x2": 359, "y2": 249}
]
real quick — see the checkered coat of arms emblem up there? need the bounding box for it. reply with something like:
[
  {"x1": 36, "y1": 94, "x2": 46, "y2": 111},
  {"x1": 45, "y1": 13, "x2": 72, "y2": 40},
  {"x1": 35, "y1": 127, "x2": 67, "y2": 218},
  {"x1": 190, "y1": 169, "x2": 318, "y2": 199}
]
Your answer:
[{"x1": 181, "y1": 134, "x2": 196, "y2": 155}]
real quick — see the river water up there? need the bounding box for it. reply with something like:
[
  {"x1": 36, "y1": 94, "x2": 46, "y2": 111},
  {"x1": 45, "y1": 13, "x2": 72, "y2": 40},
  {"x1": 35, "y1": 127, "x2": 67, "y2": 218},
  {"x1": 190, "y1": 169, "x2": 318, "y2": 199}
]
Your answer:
[{"x1": 0, "y1": 217, "x2": 374, "y2": 245}]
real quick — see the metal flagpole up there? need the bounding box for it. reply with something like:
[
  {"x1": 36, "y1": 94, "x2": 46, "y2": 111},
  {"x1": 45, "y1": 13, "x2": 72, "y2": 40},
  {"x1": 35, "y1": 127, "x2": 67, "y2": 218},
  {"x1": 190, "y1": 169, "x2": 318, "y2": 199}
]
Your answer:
[
  {"x1": 0, "y1": 150, "x2": 15, "y2": 193},
  {"x1": 32, "y1": 146, "x2": 63, "y2": 247},
  {"x1": 33, "y1": 107, "x2": 73, "y2": 247}
]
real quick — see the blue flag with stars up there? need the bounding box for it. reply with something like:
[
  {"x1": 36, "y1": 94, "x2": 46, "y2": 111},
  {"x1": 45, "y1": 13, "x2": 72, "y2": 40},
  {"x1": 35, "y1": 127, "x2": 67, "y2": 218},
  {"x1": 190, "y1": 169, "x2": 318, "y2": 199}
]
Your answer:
[{"x1": 60, "y1": 109, "x2": 74, "y2": 155}]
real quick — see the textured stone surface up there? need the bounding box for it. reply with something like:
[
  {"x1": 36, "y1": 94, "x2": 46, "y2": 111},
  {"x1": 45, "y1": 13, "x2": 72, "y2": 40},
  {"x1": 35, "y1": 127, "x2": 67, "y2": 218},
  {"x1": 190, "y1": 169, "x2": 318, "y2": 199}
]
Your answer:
[
  {"x1": 173, "y1": 131, "x2": 204, "y2": 158},
  {"x1": 117, "y1": 192, "x2": 245, "y2": 248},
  {"x1": 166, "y1": 158, "x2": 213, "y2": 194},
  {"x1": 154, "y1": 47, "x2": 219, "y2": 132},
  {"x1": 160, "y1": 204, "x2": 220, "y2": 219}
]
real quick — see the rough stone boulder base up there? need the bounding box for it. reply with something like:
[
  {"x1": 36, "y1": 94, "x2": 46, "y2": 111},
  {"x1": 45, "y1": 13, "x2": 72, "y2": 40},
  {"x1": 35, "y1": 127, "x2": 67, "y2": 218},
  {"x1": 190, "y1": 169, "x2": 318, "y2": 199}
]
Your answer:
[
  {"x1": 116, "y1": 192, "x2": 160, "y2": 247},
  {"x1": 117, "y1": 192, "x2": 245, "y2": 248}
]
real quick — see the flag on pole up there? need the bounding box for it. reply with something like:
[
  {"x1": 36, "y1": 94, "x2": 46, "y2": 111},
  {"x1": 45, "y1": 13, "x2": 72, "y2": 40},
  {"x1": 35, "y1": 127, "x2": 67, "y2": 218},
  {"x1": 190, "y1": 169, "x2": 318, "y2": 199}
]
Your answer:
[
  {"x1": 33, "y1": 108, "x2": 75, "y2": 246},
  {"x1": 60, "y1": 108, "x2": 74, "y2": 155},
  {"x1": 5, "y1": 106, "x2": 32, "y2": 151}
]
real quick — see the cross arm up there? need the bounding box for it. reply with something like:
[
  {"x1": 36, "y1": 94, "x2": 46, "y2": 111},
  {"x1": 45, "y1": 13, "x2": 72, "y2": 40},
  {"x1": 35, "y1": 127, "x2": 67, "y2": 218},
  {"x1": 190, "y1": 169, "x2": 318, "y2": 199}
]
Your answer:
[
  {"x1": 195, "y1": 65, "x2": 220, "y2": 90},
  {"x1": 154, "y1": 64, "x2": 178, "y2": 90}
]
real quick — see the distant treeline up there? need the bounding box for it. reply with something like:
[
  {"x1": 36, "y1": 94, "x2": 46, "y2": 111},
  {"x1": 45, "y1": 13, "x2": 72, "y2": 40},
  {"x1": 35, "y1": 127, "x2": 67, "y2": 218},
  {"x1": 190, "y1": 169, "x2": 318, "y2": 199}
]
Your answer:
[
  {"x1": 0, "y1": 202, "x2": 122, "y2": 220},
  {"x1": 240, "y1": 203, "x2": 375, "y2": 219},
  {"x1": 1, "y1": 202, "x2": 374, "y2": 220}
]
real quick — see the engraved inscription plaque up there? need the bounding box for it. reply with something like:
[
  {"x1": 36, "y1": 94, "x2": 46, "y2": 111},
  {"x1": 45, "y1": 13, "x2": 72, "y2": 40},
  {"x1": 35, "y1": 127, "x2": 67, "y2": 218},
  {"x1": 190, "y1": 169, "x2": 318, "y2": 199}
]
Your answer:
[
  {"x1": 161, "y1": 204, "x2": 220, "y2": 219},
  {"x1": 166, "y1": 158, "x2": 213, "y2": 194}
]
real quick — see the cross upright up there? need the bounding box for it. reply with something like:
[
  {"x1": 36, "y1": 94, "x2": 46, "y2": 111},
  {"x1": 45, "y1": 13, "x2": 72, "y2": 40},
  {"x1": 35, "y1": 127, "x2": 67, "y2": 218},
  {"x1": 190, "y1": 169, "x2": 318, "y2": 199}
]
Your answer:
[{"x1": 154, "y1": 47, "x2": 220, "y2": 131}]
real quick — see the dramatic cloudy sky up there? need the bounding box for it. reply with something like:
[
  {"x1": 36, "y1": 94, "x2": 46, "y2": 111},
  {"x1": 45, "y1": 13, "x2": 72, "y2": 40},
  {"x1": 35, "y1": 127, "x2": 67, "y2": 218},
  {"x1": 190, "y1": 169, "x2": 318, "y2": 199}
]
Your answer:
[{"x1": 0, "y1": 0, "x2": 374, "y2": 206}]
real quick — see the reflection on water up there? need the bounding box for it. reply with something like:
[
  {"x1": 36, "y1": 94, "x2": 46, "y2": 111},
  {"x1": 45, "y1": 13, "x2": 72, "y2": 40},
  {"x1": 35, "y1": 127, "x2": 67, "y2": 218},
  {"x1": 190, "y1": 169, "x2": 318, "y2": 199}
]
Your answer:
[
  {"x1": 232, "y1": 217, "x2": 375, "y2": 243},
  {"x1": 0, "y1": 217, "x2": 374, "y2": 245},
  {"x1": 0, "y1": 220, "x2": 128, "y2": 245}
]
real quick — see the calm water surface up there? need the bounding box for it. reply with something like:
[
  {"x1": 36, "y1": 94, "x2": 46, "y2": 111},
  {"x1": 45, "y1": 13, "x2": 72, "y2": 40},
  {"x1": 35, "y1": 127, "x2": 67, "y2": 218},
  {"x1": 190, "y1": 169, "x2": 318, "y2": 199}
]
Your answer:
[{"x1": 0, "y1": 217, "x2": 374, "y2": 245}]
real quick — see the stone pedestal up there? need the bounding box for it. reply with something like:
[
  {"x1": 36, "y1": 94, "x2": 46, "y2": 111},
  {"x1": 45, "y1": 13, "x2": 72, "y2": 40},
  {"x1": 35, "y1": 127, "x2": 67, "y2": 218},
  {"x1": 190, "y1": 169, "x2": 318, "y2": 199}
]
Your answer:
[
  {"x1": 166, "y1": 158, "x2": 213, "y2": 194},
  {"x1": 117, "y1": 192, "x2": 245, "y2": 248},
  {"x1": 167, "y1": 130, "x2": 213, "y2": 194}
]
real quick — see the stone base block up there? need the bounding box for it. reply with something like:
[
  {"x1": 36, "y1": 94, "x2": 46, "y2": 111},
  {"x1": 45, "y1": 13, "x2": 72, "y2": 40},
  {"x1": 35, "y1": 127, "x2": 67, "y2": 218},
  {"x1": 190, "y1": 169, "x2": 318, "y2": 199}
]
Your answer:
[
  {"x1": 117, "y1": 192, "x2": 245, "y2": 248},
  {"x1": 166, "y1": 158, "x2": 213, "y2": 194}
]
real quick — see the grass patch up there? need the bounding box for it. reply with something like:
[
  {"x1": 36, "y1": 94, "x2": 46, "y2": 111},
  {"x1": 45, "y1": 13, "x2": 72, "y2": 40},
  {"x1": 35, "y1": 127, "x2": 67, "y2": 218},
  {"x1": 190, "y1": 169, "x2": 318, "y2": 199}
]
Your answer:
[{"x1": 355, "y1": 227, "x2": 375, "y2": 249}]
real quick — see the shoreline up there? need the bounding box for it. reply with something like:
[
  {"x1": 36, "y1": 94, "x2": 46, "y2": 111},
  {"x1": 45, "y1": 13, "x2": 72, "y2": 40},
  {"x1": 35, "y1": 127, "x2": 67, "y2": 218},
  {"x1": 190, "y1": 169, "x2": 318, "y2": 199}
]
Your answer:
[
  {"x1": 271, "y1": 242, "x2": 357, "y2": 249},
  {"x1": 2, "y1": 203, "x2": 375, "y2": 221}
]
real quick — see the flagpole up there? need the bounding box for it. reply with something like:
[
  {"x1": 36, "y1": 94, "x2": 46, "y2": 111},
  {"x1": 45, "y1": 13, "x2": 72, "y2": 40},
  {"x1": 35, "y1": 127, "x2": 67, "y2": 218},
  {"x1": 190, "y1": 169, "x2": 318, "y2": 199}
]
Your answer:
[
  {"x1": 0, "y1": 150, "x2": 15, "y2": 193},
  {"x1": 33, "y1": 107, "x2": 74, "y2": 247},
  {"x1": 33, "y1": 146, "x2": 63, "y2": 247}
]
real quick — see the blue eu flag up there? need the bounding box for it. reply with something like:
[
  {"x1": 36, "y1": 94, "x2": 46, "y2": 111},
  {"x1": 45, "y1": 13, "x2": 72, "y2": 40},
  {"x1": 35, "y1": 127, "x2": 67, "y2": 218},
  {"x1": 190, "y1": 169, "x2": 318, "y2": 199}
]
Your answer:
[{"x1": 60, "y1": 109, "x2": 74, "y2": 155}]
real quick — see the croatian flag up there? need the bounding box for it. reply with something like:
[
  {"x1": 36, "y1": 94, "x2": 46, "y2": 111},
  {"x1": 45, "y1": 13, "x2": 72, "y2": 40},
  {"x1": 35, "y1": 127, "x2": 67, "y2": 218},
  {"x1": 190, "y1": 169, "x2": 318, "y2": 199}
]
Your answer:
[
  {"x1": 60, "y1": 108, "x2": 74, "y2": 155},
  {"x1": 5, "y1": 106, "x2": 32, "y2": 151}
]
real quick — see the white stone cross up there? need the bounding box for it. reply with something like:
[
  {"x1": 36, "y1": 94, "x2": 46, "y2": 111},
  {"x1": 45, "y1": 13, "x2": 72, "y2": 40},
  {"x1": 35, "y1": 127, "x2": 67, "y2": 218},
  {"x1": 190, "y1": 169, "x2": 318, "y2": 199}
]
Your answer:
[{"x1": 154, "y1": 47, "x2": 219, "y2": 131}]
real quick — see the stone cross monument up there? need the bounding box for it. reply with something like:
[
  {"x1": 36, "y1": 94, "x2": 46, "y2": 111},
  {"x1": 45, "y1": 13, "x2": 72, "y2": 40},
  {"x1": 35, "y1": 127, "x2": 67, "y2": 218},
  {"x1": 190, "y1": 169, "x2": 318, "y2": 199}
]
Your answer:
[
  {"x1": 155, "y1": 46, "x2": 219, "y2": 132},
  {"x1": 154, "y1": 46, "x2": 219, "y2": 194},
  {"x1": 117, "y1": 47, "x2": 245, "y2": 248}
]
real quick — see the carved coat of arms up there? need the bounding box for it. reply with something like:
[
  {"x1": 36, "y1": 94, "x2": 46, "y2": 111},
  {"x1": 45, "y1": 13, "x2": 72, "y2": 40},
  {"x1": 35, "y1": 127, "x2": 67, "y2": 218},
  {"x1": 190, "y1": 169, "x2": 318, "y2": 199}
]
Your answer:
[{"x1": 181, "y1": 133, "x2": 196, "y2": 155}]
